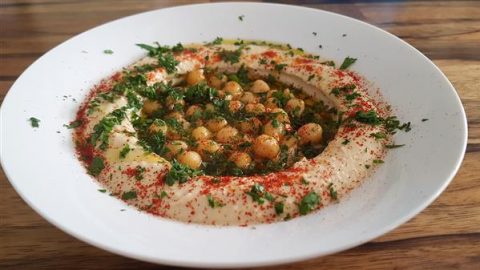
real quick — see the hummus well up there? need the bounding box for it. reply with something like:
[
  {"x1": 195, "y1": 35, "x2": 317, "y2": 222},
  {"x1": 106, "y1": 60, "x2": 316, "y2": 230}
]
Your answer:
[{"x1": 71, "y1": 39, "x2": 410, "y2": 225}]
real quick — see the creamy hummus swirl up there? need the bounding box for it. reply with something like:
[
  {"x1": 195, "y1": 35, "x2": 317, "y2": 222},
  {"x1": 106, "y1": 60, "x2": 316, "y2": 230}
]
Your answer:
[{"x1": 73, "y1": 42, "x2": 395, "y2": 225}]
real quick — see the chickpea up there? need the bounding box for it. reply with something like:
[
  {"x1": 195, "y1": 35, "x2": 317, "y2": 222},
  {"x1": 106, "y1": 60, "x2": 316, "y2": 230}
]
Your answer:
[
  {"x1": 264, "y1": 120, "x2": 285, "y2": 141},
  {"x1": 253, "y1": 134, "x2": 280, "y2": 159},
  {"x1": 166, "y1": 95, "x2": 185, "y2": 111},
  {"x1": 196, "y1": 139, "x2": 221, "y2": 158},
  {"x1": 191, "y1": 126, "x2": 212, "y2": 141},
  {"x1": 165, "y1": 140, "x2": 188, "y2": 159},
  {"x1": 216, "y1": 126, "x2": 239, "y2": 143},
  {"x1": 185, "y1": 105, "x2": 203, "y2": 119},
  {"x1": 285, "y1": 98, "x2": 305, "y2": 116},
  {"x1": 177, "y1": 151, "x2": 202, "y2": 169},
  {"x1": 142, "y1": 100, "x2": 161, "y2": 115},
  {"x1": 250, "y1": 79, "x2": 270, "y2": 93},
  {"x1": 270, "y1": 108, "x2": 291, "y2": 123},
  {"x1": 205, "y1": 103, "x2": 215, "y2": 113},
  {"x1": 265, "y1": 97, "x2": 279, "y2": 110},
  {"x1": 186, "y1": 69, "x2": 205, "y2": 85},
  {"x1": 223, "y1": 81, "x2": 243, "y2": 98},
  {"x1": 298, "y1": 123, "x2": 323, "y2": 145},
  {"x1": 206, "y1": 117, "x2": 228, "y2": 133},
  {"x1": 238, "y1": 117, "x2": 261, "y2": 134},
  {"x1": 240, "y1": 92, "x2": 258, "y2": 104},
  {"x1": 228, "y1": 100, "x2": 244, "y2": 113},
  {"x1": 245, "y1": 103, "x2": 266, "y2": 115},
  {"x1": 208, "y1": 74, "x2": 227, "y2": 89},
  {"x1": 229, "y1": 152, "x2": 252, "y2": 169},
  {"x1": 148, "y1": 119, "x2": 167, "y2": 134}
]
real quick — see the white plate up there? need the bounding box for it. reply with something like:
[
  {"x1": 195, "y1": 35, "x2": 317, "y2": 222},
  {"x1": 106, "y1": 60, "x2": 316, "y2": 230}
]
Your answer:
[{"x1": 0, "y1": 2, "x2": 467, "y2": 268}]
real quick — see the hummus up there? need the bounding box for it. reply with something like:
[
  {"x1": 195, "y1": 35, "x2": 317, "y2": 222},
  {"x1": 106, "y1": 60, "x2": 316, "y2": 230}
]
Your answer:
[{"x1": 72, "y1": 40, "x2": 407, "y2": 225}]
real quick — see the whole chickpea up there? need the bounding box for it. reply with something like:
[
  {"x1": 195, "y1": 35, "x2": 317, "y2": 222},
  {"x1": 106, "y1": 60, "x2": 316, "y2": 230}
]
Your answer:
[
  {"x1": 216, "y1": 126, "x2": 239, "y2": 143},
  {"x1": 191, "y1": 126, "x2": 212, "y2": 141},
  {"x1": 270, "y1": 108, "x2": 291, "y2": 123},
  {"x1": 228, "y1": 100, "x2": 244, "y2": 113},
  {"x1": 223, "y1": 81, "x2": 243, "y2": 98},
  {"x1": 238, "y1": 117, "x2": 261, "y2": 134},
  {"x1": 142, "y1": 100, "x2": 161, "y2": 115},
  {"x1": 229, "y1": 152, "x2": 252, "y2": 169},
  {"x1": 177, "y1": 151, "x2": 202, "y2": 169},
  {"x1": 250, "y1": 79, "x2": 270, "y2": 93},
  {"x1": 206, "y1": 117, "x2": 228, "y2": 133},
  {"x1": 245, "y1": 103, "x2": 266, "y2": 115},
  {"x1": 186, "y1": 69, "x2": 205, "y2": 85},
  {"x1": 148, "y1": 119, "x2": 168, "y2": 134},
  {"x1": 298, "y1": 123, "x2": 323, "y2": 145},
  {"x1": 240, "y1": 92, "x2": 258, "y2": 104},
  {"x1": 264, "y1": 120, "x2": 286, "y2": 141},
  {"x1": 253, "y1": 134, "x2": 280, "y2": 159},
  {"x1": 208, "y1": 74, "x2": 227, "y2": 89},
  {"x1": 185, "y1": 105, "x2": 203, "y2": 120},
  {"x1": 285, "y1": 98, "x2": 305, "y2": 116},
  {"x1": 165, "y1": 140, "x2": 188, "y2": 159},
  {"x1": 196, "y1": 140, "x2": 221, "y2": 158}
]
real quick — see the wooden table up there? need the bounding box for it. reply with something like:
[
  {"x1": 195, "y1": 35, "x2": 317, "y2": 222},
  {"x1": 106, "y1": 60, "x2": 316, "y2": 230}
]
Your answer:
[{"x1": 1, "y1": 0, "x2": 479, "y2": 269}]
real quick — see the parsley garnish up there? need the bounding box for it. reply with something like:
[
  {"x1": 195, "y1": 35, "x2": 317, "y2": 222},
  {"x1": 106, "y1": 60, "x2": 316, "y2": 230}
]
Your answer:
[
  {"x1": 238, "y1": 15, "x2": 245, "y2": 21},
  {"x1": 386, "y1": 144, "x2": 405, "y2": 149},
  {"x1": 210, "y1": 37, "x2": 223, "y2": 45},
  {"x1": 274, "y1": 202, "x2": 284, "y2": 215},
  {"x1": 165, "y1": 160, "x2": 203, "y2": 186},
  {"x1": 339, "y1": 57, "x2": 357, "y2": 70},
  {"x1": 90, "y1": 107, "x2": 127, "y2": 150},
  {"x1": 219, "y1": 49, "x2": 242, "y2": 64},
  {"x1": 119, "y1": 144, "x2": 131, "y2": 159},
  {"x1": 307, "y1": 74, "x2": 315, "y2": 81},
  {"x1": 321, "y1": 61, "x2": 335, "y2": 67},
  {"x1": 370, "y1": 132, "x2": 386, "y2": 140},
  {"x1": 373, "y1": 159, "x2": 384, "y2": 164},
  {"x1": 342, "y1": 139, "x2": 350, "y2": 145},
  {"x1": 328, "y1": 183, "x2": 338, "y2": 200},
  {"x1": 298, "y1": 192, "x2": 320, "y2": 215},
  {"x1": 184, "y1": 83, "x2": 217, "y2": 103},
  {"x1": 98, "y1": 189, "x2": 107, "y2": 193},
  {"x1": 422, "y1": 118, "x2": 429, "y2": 122},
  {"x1": 88, "y1": 156, "x2": 105, "y2": 176},
  {"x1": 157, "y1": 52, "x2": 178, "y2": 74},
  {"x1": 122, "y1": 191, "x2": 137, "y2": 200},
  {"x1": 29, "y1": 117, "x2": 40, "y2": 128},
  {"x1": 354, "y1": 110, "x2": 382, "y2": 125},
  {"x1": 246, "y1": 183, "x2": 274, "y2": 204},
  {"x1": 207, "y1": 195, "x2": 225, "y2": 208},
  {"x1": 103, "y1": 49, "x2": 114, "y2": 54},
  {"x1": 274, "y1": 63, "x2": 287, "y2": 72},
  {"x1": 64, "y1": 119, "x2": 82, "y2": 129}
]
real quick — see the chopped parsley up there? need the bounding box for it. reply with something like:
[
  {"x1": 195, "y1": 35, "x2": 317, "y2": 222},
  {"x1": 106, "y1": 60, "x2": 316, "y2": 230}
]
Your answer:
[
  {"x1": 90, "y1": 107, "x2": 127, "y2": 150},
  {"x1": 238, "y1": 15, "x2": 245, "y2": 21},
  {"x1": 354, "y1": 110, "x2": 382, "y2": 125},
  {"x1": 274, "y1": 202, "x2": 284, "y2": 215},
  {"x1": 98, "y1": 189, "x2": 107, "y2": 193},
  {"x1": 422, "y1": 118, "x2": 429, "y2": 122},
  {"x1": 219, "y1": 49, "x2": 242, "y2": 64},
  {"x1": 330, "y1": 84, "x2": 356, "y2": 97},
  {"x1": 370, "y1": 132, "x2": 386, "y2": 140},
  {"x1": 122, "y1": 191, "x2": 137, "y2": 200},
  {"x1": 386, "y1": 144, "x2": 405, "y2": 149},
  {"x1": 184, "y1": 83, "x2": 217, "y2": 104},
  {"x1": 88, "y1": 156, "x2": 105, "y2": 176},
  {"x1": 165, "y1": 160, "x2": 203, "y2": 186},
  {"x1": 210, "y1": 37, "x2": 223, "y2": 45},
  {"x1": 342, "y1": 139, "x2": 350, "y2": 145},
  {"x1": 312, "y1": 32, "x2": 317, "y2": 36},
  {"x1": 103, "y1": 49, "x2": 114, "y2": 54},
  {"x1": 328, "y1": 183, "x2": 338, "y2": 200},
  {"x1": 339, "y1": 56, "x2": 357, "y2": 70},
  {"x1": 119, "y1": 144, "x2": 131, "y2": 159},
  {"x1": 157, "y1": 52, "x2": 178, "y2": 74},
  {"x1": 301, "y1": 177, "x2": 310, "y2": 185},
  {"x1": 64, "y1": 119, "x2": 82, "y2": 129},
  {"x1": 274, "y1": 63, "x2": 287, "y2": 72},
  {"x1": 207, "y1": 195, "x2": 225, "y2": 208},
  {"x1": 373, "y1": 159, "x2": 384, "y2": 164},
  {"x1": 307, "y1": 74, "x2": 315, "y2": 81},
  {"x1": 246, "y1": 183, "x2": 274, "y2": 204},
  {"x1": 29, "y1": 117, "x2": 40, "y2": 128},
  {"x1": 298, "y1": 192, "x2": 320, "y2": 215}
]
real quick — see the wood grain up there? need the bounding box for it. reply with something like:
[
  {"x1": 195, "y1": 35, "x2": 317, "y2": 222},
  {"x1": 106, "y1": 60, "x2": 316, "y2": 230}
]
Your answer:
[{"x1": 1, "y1": 0, "x2": 479, "y2": 269}]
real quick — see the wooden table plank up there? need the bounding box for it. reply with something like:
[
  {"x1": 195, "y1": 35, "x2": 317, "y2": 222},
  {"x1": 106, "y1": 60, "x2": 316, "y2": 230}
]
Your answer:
[{"x1": 1, "y1": 1, "x2": 479, "y2": 269}]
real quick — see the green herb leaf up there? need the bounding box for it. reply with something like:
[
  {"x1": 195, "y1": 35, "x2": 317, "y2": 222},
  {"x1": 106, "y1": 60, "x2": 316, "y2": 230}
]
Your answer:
[
  {"x1": 386, "y1": 144, "x2": 405, "y2": 149},
  {"x1": 238, "y1": 15, "x2": 245, "y2": 21},
  {"x1": 122, "y1": 191, "x2": 137, "y2": 200},
  {"x1": 207, "y1": 195, "x2": 225, "y2": 208},
  {"x1": 29, "y1": 117, "x2": 40, "y2": 128},
  {"x1": 103, "y1": 49, "x2": 114, "y2": 54},
  {"x1": 274, "y1": 202, "x2": 284, "y2": 215},
  {"x1": 328, "y1": 183, "x2": 338, "y2": 200},
  {"x1": 157, "y1": 52, "x2": 178, "y2": 74},
  {"x1": 64, "y1": 119, "x2": 82, "y2": 129},
  {"x1": 339, "y1": 56, "x2": 357, "y2": 70},
  {"x1": 354, "y1": 110, "x2": 382, "y2": 125},
  {"x1": 219, "y1": 49, "x2": 242, "y2": 64},
  {"x1": 119, "y1": 144, "x2": 131, "y2": 159},
  {"x1": 373, "y1": 159, "x2": 384, "y2": 164},
  {"x1": 88, "y1": 156, "x2": 105, "y2": 176},
  {"x1": 98, "y1": 189, "x2": 107, "y2": 193},
  {"x1": 298, "y1": 192, "x2": 320, "y2": 215},
  {"x1": 165, "y1": 160, "x2": 203, "y2": 186}
]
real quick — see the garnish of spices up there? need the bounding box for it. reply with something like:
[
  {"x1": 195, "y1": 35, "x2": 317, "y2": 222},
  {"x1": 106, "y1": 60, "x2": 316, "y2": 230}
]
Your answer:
[{"x1": 29, "y1": 117, "x2": 40, "y2": 128}]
